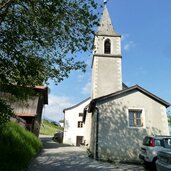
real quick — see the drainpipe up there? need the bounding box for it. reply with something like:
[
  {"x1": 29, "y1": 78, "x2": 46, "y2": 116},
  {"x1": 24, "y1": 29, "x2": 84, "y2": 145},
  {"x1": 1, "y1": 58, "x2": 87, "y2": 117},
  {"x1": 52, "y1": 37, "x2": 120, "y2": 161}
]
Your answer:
[
  {"x1": 89, "y1": 101, "x2": 99, "y2": 160},
  {"x1": 95, "y1": 107, "x2": 99, "y2": 160}
]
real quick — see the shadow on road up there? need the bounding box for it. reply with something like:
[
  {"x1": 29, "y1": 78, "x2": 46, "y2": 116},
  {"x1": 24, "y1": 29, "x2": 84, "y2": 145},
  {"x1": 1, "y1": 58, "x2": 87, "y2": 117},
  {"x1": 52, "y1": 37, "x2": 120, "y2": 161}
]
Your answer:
[
  {"x1": 27, "y1": 136, "x2": 149, "y2": 171},
  {"x1": 40, "y1": 136, "x2": 71, "y2": 149}
]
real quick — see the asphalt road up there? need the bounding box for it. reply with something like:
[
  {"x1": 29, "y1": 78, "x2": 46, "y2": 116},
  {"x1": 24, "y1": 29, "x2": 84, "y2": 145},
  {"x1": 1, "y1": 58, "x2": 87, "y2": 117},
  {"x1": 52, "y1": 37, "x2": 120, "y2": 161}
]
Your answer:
[{"x1": 27, "y1": 135, "x2": 149, "y2": 171}]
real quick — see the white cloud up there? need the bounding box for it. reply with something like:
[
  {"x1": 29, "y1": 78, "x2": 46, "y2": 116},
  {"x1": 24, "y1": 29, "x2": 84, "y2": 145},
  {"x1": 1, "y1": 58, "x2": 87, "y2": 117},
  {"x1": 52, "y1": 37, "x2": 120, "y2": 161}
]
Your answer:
[
  {"x1": 121, "y1": 33, "x2": 129, "y2": 41},
  {"x1": 43, "y1": 95, "x2": 74, "y2": 122},
  {"x1": 77, "y1": 73, "x2": 86, "y2": 82},
  {"x1": 124, "y1": 41, "x2": 135, "y2": 51},
  {"x1": 122, "y1": 33, "x2": 135, "y2": 51},
  {"x1": 81, "y1": 82, "x2": 91, "y2": 96}
]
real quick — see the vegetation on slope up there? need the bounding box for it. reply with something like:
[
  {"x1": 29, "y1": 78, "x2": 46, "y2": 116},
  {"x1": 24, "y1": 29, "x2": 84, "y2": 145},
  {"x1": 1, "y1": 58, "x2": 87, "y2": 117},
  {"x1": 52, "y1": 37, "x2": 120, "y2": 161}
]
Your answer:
[
  {"x1": 0, "y1": 121, "x2": 42, "y2": 171},
  {"x1": 40, "y1": 119, "x2": 63, "y2": 136}
]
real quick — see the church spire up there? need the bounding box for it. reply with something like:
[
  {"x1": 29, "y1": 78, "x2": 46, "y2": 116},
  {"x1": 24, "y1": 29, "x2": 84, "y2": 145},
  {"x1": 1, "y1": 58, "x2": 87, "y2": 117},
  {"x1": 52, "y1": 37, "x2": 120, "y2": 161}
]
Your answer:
[{"x1": 96, "y1": 2, "x2": 120, "y2": 36}]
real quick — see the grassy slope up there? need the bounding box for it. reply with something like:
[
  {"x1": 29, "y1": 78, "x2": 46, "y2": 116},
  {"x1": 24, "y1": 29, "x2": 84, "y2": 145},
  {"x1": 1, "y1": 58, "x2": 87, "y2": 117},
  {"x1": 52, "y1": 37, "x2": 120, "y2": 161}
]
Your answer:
[
  {"x1": 0, "y1": 121, "x2": 42, "y2": 171},
  {"x1": 40, "y1": 119, "x2": 63, "y2": 135}
]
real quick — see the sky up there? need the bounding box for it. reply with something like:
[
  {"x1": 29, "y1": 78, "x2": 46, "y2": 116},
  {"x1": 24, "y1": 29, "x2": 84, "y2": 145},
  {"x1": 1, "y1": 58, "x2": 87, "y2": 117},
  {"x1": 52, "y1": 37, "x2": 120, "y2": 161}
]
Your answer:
[{"x1": 43, "y1": 0, "x2": 171, "y2": 122}]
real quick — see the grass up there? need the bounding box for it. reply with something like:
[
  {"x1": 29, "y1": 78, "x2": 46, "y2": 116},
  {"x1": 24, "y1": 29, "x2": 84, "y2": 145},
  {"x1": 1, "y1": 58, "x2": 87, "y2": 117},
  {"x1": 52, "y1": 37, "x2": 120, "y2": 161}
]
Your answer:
[
  {"x1": 0, "y1": 121, "x2": 42, "y2": 171},
  {"x1": 40, "y1": 119, "x2": 63, "y2": 135}
]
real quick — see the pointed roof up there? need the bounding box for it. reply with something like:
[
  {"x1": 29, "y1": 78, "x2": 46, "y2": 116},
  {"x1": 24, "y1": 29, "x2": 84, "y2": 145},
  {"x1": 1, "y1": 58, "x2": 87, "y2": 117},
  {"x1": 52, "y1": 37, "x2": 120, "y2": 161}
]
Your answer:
[
  {"x1": 63, "y1": 97, "x2": 91, "y2": 113},
  {"x1": 89, "y1": 85, "x2": 170, "y2": 110},
  {"x1": 96, "y1": 4, "x2": 120, "y2": 37}
]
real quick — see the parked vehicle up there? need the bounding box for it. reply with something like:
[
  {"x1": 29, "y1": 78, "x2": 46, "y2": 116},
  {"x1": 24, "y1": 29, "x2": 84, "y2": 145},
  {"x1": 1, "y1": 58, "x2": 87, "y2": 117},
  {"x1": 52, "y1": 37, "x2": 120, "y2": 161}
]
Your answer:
[
  {"x1": 156, "y1": 150, "x2": 171, "y2": 171},
  {"x1": 139, "y1": 136, "x2": 171, "y2": 167},
  {"x1": 52, "y1": 132, "x2": 63, "y2": 143}
]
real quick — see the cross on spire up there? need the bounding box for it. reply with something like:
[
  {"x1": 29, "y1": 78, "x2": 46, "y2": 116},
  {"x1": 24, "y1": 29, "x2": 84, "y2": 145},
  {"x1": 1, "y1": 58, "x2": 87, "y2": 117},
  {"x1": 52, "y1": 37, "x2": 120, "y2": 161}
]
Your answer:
[{"x1": 104, "y1": 0, "x2": 108, "y2": 5}]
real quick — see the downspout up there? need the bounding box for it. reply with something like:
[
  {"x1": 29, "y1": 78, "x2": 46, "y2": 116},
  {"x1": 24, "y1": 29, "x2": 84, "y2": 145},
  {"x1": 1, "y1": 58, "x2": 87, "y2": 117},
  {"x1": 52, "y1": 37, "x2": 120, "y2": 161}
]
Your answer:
[
  {"x1": 95, "y1": 107, "x2": 99, "y2": 160},
  {"x1": 89, "y1": 100, "x2": 99, "y2": 160}
]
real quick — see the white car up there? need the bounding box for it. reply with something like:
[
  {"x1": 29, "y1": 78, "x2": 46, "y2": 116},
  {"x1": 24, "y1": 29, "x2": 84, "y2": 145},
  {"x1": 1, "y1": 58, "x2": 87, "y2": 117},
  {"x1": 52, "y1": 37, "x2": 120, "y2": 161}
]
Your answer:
[
  {"x1": 156, "y1": 150, "x2": 171, "y2": 171},
  {"x1": 139, "y1": 136, "x2": 171, "y2": 167}
]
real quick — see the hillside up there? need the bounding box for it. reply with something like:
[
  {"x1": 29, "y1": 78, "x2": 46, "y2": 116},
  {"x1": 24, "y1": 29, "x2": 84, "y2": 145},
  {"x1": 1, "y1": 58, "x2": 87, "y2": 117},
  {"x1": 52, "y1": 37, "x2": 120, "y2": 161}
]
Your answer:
[{"x1": 40, "y1": 119, "x2": 63, "y2": 136}]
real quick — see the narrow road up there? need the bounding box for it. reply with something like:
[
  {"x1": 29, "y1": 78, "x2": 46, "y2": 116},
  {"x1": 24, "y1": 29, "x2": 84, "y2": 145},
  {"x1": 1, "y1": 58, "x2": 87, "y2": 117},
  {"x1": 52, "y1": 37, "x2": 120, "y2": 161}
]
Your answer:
[{"x1": 27, "y1": 135, "x2": 147, "y2": 171}]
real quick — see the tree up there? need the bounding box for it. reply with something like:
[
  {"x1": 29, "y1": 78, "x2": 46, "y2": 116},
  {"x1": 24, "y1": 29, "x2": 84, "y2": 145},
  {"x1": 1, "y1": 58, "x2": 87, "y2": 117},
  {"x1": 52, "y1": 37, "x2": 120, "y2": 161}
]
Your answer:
[
  {"x1": 0, "y1": 99, "x2": 14, "y2": 125},
  {"x1": 0, "y1": 0, "x2": 99, "y2": 86},
  {"x1": 0, "y1": 0, "x2": 100, "y2": 124}
]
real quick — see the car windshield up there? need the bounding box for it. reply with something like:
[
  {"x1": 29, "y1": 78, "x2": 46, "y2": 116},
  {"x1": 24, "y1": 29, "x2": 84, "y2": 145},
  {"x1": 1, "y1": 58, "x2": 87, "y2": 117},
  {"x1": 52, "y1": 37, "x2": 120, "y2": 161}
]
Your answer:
[{"x1": 164, "y1": 138, "x2": 171, "y2": 149}]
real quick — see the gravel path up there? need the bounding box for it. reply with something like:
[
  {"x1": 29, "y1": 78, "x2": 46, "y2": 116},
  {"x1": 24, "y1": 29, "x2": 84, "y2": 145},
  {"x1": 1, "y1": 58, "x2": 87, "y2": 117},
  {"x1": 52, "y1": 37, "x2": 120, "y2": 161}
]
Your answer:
[{"x1": 27, "y1": 135, "x2": 148, "y2": 171}]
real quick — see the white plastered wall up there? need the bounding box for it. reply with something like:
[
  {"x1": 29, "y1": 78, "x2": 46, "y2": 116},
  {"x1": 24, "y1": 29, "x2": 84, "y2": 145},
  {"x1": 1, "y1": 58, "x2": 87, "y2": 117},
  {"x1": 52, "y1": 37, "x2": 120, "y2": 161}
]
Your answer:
[
  {"x1": 92, "y1": 35, "x2": 122, "y2": 99},
  {"x1": 63, "y1": 99, "x2": 91, "y2": 146},
  {"x1": 92, "y1": 90, "x2": 169, "y2": 161}
]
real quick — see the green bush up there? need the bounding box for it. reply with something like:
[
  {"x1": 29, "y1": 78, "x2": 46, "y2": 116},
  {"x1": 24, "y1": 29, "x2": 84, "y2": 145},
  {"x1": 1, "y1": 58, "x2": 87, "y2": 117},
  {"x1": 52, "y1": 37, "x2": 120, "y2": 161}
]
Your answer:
[
  {"x1": 0, "y1": 121, "x2": 42, "y2": 171},
  {"x1": 0, "y1": 99, "x2": 14, "y2": 125}
]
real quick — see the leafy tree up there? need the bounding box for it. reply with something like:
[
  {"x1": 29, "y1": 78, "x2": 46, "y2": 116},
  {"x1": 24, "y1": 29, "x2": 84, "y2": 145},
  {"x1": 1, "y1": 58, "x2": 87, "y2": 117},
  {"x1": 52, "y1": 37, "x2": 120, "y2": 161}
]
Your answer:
[
  {"x1": 0, "y1": 0, "x2": 99, "y2": 86},
  {"x1": 0, "y1": 99, "x2": 14, "y2": 125},
  {"x1": 0, "y1": 0, "x2": 100, "y2": 124}
]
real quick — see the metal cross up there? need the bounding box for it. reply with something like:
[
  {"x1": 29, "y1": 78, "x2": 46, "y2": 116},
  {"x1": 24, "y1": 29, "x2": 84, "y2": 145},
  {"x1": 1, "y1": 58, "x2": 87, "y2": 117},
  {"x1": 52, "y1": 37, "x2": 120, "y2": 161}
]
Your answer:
[{"x1": 104, "y1": 0, "x2": 108, "y2": 5}]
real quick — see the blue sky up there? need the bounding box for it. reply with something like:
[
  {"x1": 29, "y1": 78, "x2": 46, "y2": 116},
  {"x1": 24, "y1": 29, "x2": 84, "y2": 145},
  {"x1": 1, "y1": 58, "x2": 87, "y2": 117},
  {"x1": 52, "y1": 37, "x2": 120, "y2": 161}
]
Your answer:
[{"x1": 44, "y1": 0, "x2": 171, "y2": 122}]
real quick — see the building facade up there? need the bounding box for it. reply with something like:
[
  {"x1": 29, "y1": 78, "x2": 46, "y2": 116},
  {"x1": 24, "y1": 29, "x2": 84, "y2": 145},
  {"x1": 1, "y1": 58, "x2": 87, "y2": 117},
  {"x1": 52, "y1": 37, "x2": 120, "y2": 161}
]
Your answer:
[
  {"x1": 63, "y1": 3, "x2": 170, "y2": 162},
  {"x1": 63, "y1": 98, "x2": 91, "y2": 146}
]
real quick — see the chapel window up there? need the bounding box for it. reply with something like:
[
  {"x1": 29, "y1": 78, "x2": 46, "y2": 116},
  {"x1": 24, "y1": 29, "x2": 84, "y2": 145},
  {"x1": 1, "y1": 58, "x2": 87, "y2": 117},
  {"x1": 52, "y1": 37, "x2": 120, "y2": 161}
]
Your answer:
[
  {"x1": 79, "y1": 113, "x2": 83, "y2": 117},
  {"x1": 128, "y1": 110, "x2": 143, "y2": 127},
  {"x1": 78, "y1": 121, "x2": 83, "y2": 128},
  {"x1": 104, "y1": 39, "x2": 111, "y2": 54}
]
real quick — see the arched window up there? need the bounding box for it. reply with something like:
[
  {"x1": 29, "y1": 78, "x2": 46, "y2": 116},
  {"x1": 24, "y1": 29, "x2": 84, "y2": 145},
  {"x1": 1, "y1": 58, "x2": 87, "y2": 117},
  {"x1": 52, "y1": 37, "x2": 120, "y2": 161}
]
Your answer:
[{"x1": 104, "y1": 39, "x2": 111, "y2": 54}]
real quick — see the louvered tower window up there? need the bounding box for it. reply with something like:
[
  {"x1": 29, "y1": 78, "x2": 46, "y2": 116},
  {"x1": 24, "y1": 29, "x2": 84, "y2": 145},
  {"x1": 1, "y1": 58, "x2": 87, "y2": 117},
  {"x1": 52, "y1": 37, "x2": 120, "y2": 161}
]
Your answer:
[{"x1": 104, "y1": 39, "x2": 111, "y2": 54}]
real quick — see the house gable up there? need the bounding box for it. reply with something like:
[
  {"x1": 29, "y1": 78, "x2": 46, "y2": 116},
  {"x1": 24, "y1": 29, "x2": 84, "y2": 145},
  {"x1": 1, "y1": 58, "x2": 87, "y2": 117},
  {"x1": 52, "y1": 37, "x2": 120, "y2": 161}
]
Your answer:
[
  {"x1": 90, "y1": 85, "x2": 170, "y2": 109},
  {"x1": 63, "y1": 97, "x2": 91, "y2": 146},
  {"x1": 63, "y1": 97, "x2": 90, "y2": 113}
]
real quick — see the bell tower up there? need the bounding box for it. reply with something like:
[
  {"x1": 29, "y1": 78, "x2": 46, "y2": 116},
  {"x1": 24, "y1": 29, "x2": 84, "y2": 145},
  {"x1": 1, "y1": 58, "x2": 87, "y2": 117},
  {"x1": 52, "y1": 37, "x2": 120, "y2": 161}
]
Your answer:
[{"x1": 91, "y1": 3, "x2": 122, "y2": 99}]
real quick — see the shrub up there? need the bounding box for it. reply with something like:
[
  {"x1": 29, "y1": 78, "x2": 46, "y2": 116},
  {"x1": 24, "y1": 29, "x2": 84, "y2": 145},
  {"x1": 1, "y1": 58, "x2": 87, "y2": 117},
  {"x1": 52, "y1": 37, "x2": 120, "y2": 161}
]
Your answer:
[
  {"x1": 0, "y1": 121, "x2": 42, "y2": 171},
  {"x1": 0, "y1": 99, "x2": 14, "y2": 125}
]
